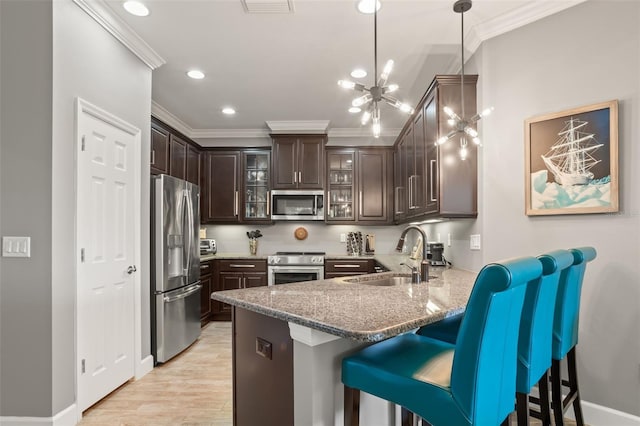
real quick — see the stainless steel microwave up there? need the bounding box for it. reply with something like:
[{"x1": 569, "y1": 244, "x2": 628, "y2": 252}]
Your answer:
[{"x1": 270, "y1": 190, "x2": 324, "y2": 221}]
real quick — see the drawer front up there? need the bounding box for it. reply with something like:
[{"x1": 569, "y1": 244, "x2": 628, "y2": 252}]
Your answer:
[
  {"x1": 199, "y1": 260, "x2": 213, "y2": 277},
  {"x1": 325, "y1": 259, "x2": 374, "y2": 274},
  {"x1": 217, "y1": 259, "x2": 267, "y2": 272}
]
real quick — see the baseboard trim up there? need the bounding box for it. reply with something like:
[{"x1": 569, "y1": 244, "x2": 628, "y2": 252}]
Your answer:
[
  {"x1": 135, "y1": 354, "x2": 154, "y2": 380},
  {"x1": 565, "y1": 400, "x2": 640, "y2": 426},
  {"x1": 0, "y1": 403, "x2": 78, "y2": 426}
]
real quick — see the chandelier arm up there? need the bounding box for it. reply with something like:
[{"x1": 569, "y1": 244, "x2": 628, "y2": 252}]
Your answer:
[{"x1": 374, "y1": 3, "x2": 378, "y2": 83}]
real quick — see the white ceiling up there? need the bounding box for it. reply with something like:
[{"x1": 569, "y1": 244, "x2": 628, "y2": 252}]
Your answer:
[{"x1": 101, "y1": 0, "x2": 586, "y2": 144}]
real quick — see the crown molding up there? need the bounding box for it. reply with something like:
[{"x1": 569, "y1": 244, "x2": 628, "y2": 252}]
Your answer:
[
  {"x1": 471, "y1": 0, "x2": 588, "y2": 51},
  {"x1": 328, "y1": 127, "x2": 401, "y2": 139},
  {"x1": 72, "y1": 0, "x2": 166, "y2": 70},
  {"x1": 151, "y1": 101, "x2": 194, "y2": 136},
  {"x1": 266, "y1": 120, "x2": 330, "y2": 134},
  {"x1": 191, "y1": 128, "x2": 271, "y2": 139}
]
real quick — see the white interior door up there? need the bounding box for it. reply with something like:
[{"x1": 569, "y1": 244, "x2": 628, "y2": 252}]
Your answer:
[{"x1": 76, "y1": 99, "x2": 140, "y2": 412}]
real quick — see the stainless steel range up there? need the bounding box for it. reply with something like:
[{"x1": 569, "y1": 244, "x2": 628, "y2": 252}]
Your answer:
[{"x1": 267, "y1": 252, "x2": 325, "y2": 286}]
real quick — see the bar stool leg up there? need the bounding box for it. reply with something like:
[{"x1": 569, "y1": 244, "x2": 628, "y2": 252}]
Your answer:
[
  {"x1": 344, "y1": 386, "x2": 360, "y2": 426},
  {"x1": 551, "y1": 359, "x2": 564, "y2": 426},
  {"x1": 567, "y1": 348, "x2": 585, "y2": 426},
  {"x1": 516, "y1": 393, "x2": 530, "y2": 426},
  {"x1": 400, "y1": 407, "x2": 414, "y2": 426},
  {"x1": 537, "y1": 370, "x2": 552, "y2": 426}
]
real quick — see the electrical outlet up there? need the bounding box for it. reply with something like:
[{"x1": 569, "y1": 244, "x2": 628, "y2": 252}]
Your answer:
[
  {"x1": 470, "y1": 234, "x2": 481, "y2": 250},
  {"x1": 447, "y1": 233, "x2": 452, "y2": 247},
  {"x1": 340, "y1": 233, "x2": 346, "y2": 243}
]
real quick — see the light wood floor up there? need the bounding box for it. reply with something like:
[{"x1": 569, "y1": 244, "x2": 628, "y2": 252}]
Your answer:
[
  {"x1": 79, "y1": 322, "x2": 233, "y2": 425},
  {"x1": 79, "y1": 321, "x2": 580, "y2": 426}
]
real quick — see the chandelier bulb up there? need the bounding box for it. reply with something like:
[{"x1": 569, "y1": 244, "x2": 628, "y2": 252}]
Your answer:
[
  {"x1": 338, "y1": 80, "x2": 356, "y2": 90},
  {"x1": 447, "y1": 118, "x2": 456, "y2": 127},
  {"x1": 381, "y1": 60, "x2": 394, "y2": 80},
  {"x1": 437, "y1": 136, "x2": 449, "y2": 145},
  {"x1": 459, "y1": 146, "x2": 468, "y2": 160},
  {"x1": 372, "y1": 122, "x2": 381, "y2": 138},
  {"x1": 464, "y1": 126, "x2": 478, "y2": 138},
  {"x1": 480, "y1": 106, "x2": 494, "y2": 117},
  {"x1": 386, "y1": 84, "x2": 399, "y2": 93},
  {"x1": 472, "y1": 137, "x2": 481, "y2": 146},
  {"x1": 361, "y1": 110, "x2": 372, "y2": 125}
]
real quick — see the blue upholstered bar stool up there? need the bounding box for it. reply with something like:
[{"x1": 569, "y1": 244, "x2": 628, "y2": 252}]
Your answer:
[
  {"x1": 550, "y1": 247, "x2": 597, "y2": 426},
  {"x1": 341, "y1": 257, "x2": 542, "y2": 426},
  {"x1": 417, "y1": 250, "x2": 574, "y2": 426}
]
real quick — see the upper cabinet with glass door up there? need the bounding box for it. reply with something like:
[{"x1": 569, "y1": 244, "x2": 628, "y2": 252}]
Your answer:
[
  {"x1": 242, "y1": 151, "x2": 272, "y2": 223},
  {"x1": 326, "y1": 149, "x2": 355, "y2": 222}
]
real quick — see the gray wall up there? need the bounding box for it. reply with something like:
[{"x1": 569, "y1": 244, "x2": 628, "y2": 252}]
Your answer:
[
  {"x1": 0, "y1": 0, "x2": 152, "y2": 418},
  {"x1": 0, "y1": 0, "x2": 54, "y2": 417},
  {"x1": 437, "y1": 0, "x2": 640, "y2": 415}
]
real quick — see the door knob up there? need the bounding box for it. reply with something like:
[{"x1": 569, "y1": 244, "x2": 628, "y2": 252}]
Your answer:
[{"x1": 127, "y1": 265, "x2": 137, "y2": 275}]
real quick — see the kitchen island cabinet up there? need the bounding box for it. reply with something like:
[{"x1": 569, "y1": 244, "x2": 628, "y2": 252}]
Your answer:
[{"x1": 213, "y1": 266, "x2": 475, "y2": 425}]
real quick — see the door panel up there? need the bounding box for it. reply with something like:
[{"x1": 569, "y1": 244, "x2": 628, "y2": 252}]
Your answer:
[{"x1": 77, "y1": 101, "x2": 136, "y2": 412}]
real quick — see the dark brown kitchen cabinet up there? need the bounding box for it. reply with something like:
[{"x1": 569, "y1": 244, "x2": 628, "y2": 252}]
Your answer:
[
  {"x1": 201, "y1": 151, "x2": 240, "y2": 223},
  {"x1": 151, "y1": 122, "x2": 170, "y2": 175},
  {"x1": 186, "y1": 144, "x2": 201, "y2": 186},
  {"x1": 242, "y1": 150, "x2": 271, "y2": 223},
  {"x1": 325, "y1": 259, "x2": 374, "y2": 279},
  {"x1": 326, "y1": 149, "x2": 355, "y2": 222},
  {"x1": 326, "y1": 147, "x2": 392, "y2": 225},
  {"x1": 357, "y1": 148, "x2": 392, "y2": 223},
  {"x1": 211, "y1": 259, "x2": 267, "y2": 321},
  {"x1": 200, "y1": 260, "x2": 213, "y2": 325},
  {"x1": 169, "y1": 134, "x2": 188, "y2": 180},
  {"x1": 272, "y1": 135, "x2": 325, "y2": 189},
  {"x1": 393, "y1": 74, "x2": 478, "y2": 222}
]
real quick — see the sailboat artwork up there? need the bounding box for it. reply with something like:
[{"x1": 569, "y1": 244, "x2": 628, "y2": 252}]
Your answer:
[
  {"x1": 525, "y1": 100, "x2": 619, "y2": 216},
  {"x1": 541, "y1": 118, "x2": 603, "y2": 186}
]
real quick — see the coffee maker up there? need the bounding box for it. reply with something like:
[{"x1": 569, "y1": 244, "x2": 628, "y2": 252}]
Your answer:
[{"x1": 428, "y1": 243, "x2": 446, "y2": 266}]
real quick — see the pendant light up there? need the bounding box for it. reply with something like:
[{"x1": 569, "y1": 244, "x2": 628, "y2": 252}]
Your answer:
[
  {"x1": 338, "y1": 1, "x2": 413, "y2": 138},
  {"x1": 436, "y1": 0, "x2": 493, "y2": 160}
]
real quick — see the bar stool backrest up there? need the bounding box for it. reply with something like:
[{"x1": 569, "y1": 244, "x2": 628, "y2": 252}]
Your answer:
[
  {"x1": 552, "y1": 247, "x2": 597, "y2": 360},
  {"x1": 451, "y1": 256, "x2": 542, "y2": 425},
  {"x1": 516, "y1": 249, "x2": 574, "y2": 393}
]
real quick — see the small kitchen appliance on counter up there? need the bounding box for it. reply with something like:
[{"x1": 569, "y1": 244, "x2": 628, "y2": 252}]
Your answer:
[
  {"x1": 200, "y1": 238, "x2": 217, "y2": 255},
  {"x1": 428, "y1": 243, "x2": 446, "y2": 266}
]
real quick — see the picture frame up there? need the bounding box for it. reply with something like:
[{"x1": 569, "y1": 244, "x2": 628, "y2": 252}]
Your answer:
[{"x1": 524, "y1": 100, "x2": 619, "y2": 216}]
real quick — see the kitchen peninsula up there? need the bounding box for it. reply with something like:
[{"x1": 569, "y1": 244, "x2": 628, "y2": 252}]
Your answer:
[{"x1": 212, "y1": 260, "x2": 476, "y2": 425}]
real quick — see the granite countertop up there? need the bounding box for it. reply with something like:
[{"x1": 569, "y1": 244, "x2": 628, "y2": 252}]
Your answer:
[{"x1": 211, "y1": 267, "x2": 476, "y2": 342}]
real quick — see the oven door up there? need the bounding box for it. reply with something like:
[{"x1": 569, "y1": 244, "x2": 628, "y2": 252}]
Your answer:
[{"x1": 268, "y1": 265, "x2": 325, "y2": 286}]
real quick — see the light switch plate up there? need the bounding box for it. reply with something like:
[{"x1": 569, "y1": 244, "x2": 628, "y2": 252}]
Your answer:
[
  {"x1": 470, "y1": 234, "x2": 481, "y2": 250},
  {"x1": 2, "y1": 236, "x2": 31, "y2": 257}
]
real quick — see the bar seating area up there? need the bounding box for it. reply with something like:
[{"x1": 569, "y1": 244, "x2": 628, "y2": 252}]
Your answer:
[{"x1": 341, "y1": 247, "x2": 597, "y2": 426}]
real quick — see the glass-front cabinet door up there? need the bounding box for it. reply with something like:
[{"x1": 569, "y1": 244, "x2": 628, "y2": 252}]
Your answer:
[
  {"x1": 243, "y1": 151, "x2": 271, "y2": 222},
  {"x1": 326, "y1": 149, "x2": 355, "y2": 222}
]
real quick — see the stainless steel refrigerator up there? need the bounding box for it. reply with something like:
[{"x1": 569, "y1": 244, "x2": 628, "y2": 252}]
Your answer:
[{"x1": 151, "y1": 174, "x2": 201, "y2": 363}]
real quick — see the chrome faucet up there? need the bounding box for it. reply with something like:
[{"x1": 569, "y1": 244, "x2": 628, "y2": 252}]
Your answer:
[{"x1": 396, "y1": 225, "x2": 430, "y2": 283}]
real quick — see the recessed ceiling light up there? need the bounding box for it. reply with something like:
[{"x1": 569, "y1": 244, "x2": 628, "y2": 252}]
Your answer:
[
  {"x1": 222, "y1": 107, "x2": 236, "y2": 115},
  {"x1": 123, "y1": 1, "x2": 149, "y2": 17},
  {"x1": 350, "y1": 69, "x2": 367, "y2": 79},
  {"x1": 357, "y1": 0, "x2": 381, "y2": 14},
  {"x1": 349, "y1": 107, "x2": 362, "y2": 113},
  {"x1": 187, "y1": 70, "x2": 205, "y2": 79}
]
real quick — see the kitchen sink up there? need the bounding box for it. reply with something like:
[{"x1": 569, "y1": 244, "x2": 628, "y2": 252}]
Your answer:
[{"x1": 342, "y1": 274, "x2": 413, "y2": 286}]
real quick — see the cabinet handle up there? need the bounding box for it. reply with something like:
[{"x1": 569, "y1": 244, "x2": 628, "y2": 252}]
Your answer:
[
  {"x1": 408, "y1": 176, "x2": 414, "y2": 209},
  {"x1": 230, "y1": 264, "x2": 256, "y2": 268},
  {"x1": 335, "y1": 264, "x2": 362, "y2": 268},
  {"x1": 359, "y1": 191, "x2": 363, "y2": 216},
  {"x1": 266, "y1": 191, "x2": 270, "y2": 215},
  {"x1": 151, "y1": 150, "x2": 155, "y2": 165},
  {"x1": 293, "y1": 171, "x2": 297, "y2": 184},
  {"x1": 243, "y1": 277, "x2": 246, "y2": 288},
  {"x1": 430, "y1": 160, "x2": 437, "y2": 202},
  {"x1": 298, "y1": 171, "x2": 302, "y2": 183},
  {"x1": 200, "y1": 264, "x2": 210, "y2": 270},
  {"x1": 234, "y1": 191, "x2": 238, "y2": 216}
]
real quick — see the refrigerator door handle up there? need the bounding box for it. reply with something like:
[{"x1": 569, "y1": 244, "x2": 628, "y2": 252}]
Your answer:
[
  {"x1": 163, "y1": 282, "x2": 202, "y2": 303},
  {"x1": 185, "y1": 188, "x2": 194, "y2": 276}
]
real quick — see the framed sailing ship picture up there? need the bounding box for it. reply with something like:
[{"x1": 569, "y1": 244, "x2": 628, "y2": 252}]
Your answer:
[{"x1": 524, "y1": 100, "x2": 619, "y2": 216}]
